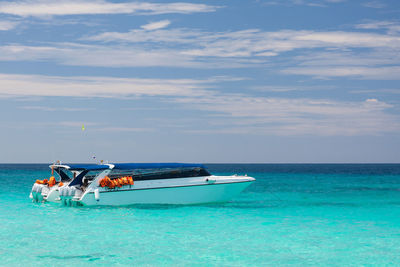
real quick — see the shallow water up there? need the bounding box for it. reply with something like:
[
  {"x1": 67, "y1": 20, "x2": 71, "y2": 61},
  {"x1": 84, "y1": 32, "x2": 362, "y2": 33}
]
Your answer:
[{"x1": 1, "y1": 164, "x2": 400, "y2": 266}]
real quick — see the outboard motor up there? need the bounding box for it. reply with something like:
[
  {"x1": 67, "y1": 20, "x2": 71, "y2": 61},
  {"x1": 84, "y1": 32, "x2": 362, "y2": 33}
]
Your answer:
[
  {"x1": 30, "y1": 183, "x2": 47, "y2": 202},
  {"x1": 59, "y1": 186, "x2": 80, "y2": 206}
]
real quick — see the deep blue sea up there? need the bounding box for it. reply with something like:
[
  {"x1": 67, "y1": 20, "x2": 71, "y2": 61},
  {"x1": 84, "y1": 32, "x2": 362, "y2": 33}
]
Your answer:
[{"x1": 1, "y1": 164, "x2": 400, "y2": 266}]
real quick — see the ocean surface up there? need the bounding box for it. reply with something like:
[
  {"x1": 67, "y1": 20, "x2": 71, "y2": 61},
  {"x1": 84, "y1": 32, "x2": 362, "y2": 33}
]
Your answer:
[{"x1": 1, "y1": 164, "x2": 400, "y2": 266}]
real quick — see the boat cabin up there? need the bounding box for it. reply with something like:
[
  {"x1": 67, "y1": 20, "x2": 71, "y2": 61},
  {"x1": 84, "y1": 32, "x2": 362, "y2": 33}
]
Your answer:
[{"x1": 52, "y1": 163, "x2": 211, "y2": 187}]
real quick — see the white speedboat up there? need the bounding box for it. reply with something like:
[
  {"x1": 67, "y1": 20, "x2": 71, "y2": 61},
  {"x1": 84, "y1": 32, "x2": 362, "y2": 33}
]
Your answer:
[{"x1": 30, "y1": 163, "x2": 255, "y2": 206}]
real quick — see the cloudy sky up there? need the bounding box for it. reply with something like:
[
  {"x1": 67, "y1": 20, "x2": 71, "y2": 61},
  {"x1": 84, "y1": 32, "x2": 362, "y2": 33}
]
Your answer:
[{"x1": 0, "y1": 0, "x2": 399, "y2": 163}]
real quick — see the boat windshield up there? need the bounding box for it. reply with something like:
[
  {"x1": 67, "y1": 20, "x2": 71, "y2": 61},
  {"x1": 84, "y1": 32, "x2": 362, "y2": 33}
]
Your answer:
[
  {"x1": 84, "y1": 170, "x2": 108, "y2": 181},
  {"x1": 108, "y1": 167, "x2": 211, "y2": 181},
  {"x1": 53, "y1": 168, "x2": 73, "y2": 182}
]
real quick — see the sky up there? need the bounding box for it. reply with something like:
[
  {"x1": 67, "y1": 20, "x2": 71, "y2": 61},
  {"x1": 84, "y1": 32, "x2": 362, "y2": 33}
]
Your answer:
[{"x1": 0, "y1": 0, "x2": 399, "y2": 163}]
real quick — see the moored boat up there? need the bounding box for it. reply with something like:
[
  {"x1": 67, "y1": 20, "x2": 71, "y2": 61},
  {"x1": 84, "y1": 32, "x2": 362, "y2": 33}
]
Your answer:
[{"x1": 30, "y1": 163, "x2": 255, "y2": 206}]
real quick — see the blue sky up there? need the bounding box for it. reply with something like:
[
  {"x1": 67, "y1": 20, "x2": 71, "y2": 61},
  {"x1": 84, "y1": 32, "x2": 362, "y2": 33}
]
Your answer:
[{"x1": 0, "y1": 0, "x2": 399, "y2": 163}]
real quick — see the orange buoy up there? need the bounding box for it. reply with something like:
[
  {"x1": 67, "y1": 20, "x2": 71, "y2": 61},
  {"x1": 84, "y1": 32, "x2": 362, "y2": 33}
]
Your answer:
[
  {"x1": 59, "y1": 182, "x2": 64, "y2": 187},
  {"x1": 42, "y1": 179, "x2": 48, "y2": 184},
  {"x1": 128, "y1": 176, "x2": 134, "y2": 185},
  {"x1": 35, "y1": 179, "x2": 43, "y2": 184}
]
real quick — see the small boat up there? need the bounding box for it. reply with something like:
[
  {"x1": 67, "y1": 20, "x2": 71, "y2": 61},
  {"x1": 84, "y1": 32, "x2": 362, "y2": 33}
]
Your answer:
[{"x1": 29, "y1": 163, "x2": 255, "y2": 206}]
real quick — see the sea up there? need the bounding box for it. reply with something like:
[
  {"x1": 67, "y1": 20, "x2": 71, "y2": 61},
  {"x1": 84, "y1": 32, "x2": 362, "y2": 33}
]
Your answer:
[{"x1": 1, "y1": 164, "x2": 400, "y2": 266}]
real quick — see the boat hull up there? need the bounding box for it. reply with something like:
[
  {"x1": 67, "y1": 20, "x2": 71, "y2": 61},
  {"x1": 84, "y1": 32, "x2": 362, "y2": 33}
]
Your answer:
[{"x1": 79, "y1": 180, "x2": 253, "y2": 206}]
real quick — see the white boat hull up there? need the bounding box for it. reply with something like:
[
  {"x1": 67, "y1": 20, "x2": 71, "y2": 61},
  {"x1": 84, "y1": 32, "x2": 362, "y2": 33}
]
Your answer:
[{"x1": 79, "y1": 176, "x2": 254, "y2": 206}]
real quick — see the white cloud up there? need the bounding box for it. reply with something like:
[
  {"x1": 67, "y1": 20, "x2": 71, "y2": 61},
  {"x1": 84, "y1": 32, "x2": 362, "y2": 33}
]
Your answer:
[
  {"x1": 176, "y1": 95, "x2": 399, "y2": 136},
  {"x1": 0, "y1": 20, "x2": 18, "y2": 30},
  {"x1": 0, "y1": 27, "x2": 378, "y2": 72},
  {"x1": 141, "y1": 20, "x2": 171, "y2": 31},
  {"x1": 251, "y1": 85, "x2": 334, "y2": 92},
  {"x1": 263, "y1": 0, "x2": 346, "y2": 7},
  {"x1": 356, "y1": 21, "x2": 400, "y2": 34},
  {"x1": 351, "y1": 89, "x2": 400, "y2": 95},
  {"x1": 282, "y1": 66, "x2": 400, "y2": 80},
  {"x1": 80, "y1": 28, "x2": 400, "y2": 78},
  {"x1": 279, "y1": 48, "x2": 400, "y2": 79},
  {"x1": 0, "y1": 73, "x2": 399, "y2": 136},
  {"x1": 0, "y1": 0, "x2": 218, "y2": 17},
  {"x1": 0, "y1": 73, "x2": 211, "y2": 98},
  {"x1": 362, "y1": 1, "x2": 386, "y2": 8},
  {"x1": 293, "y1": 50, "x2": 400, "y2": 67},
  {"x1": 0, "y1": 43, "x2": 253, "y2": 68},
  {"x1": 20, "y1": 106, "x2": 93, "y2": 112},
  {"x1": 86, "y1": 27, "x2": 203, "y2": 43},
  {"x1": 87, "y1": 28, "x2": 400, "y2": 58},
  {"x1": 0, "y1": 44, "x2": 201, "y2": 68},
  {"x1": 1, "y1": 26, "x2": 400, "y2": 78},
  {"x1": 289, "y1": 31, "x2": 400, "y2": 48}
]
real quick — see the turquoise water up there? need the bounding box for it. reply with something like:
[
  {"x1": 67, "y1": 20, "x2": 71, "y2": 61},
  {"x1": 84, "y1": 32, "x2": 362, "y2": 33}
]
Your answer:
[{"x1": 1, "y1": 164, "x2": 400, "y2": 266}]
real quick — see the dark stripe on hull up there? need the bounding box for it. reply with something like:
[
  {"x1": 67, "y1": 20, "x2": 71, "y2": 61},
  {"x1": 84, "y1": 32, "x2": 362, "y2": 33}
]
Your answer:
[{"x1": 89, "y1": 180, "x2": 253, "y2": 194}]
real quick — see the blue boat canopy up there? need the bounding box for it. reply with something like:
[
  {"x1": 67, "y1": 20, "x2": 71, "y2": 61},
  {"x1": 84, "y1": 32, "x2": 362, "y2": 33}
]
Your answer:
[
  {"x1": 53, "y1": 163, "x2": 205, "y2": 171},
  {"x1": 65, "y1": 164, "x2": 110, "y2": 171},
  {"x1": 60, "y1": 163, "x2": 207, "y2": 186},
  {"x1": 112, "y1": 163, "x2": 205, "y2": 170}
]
